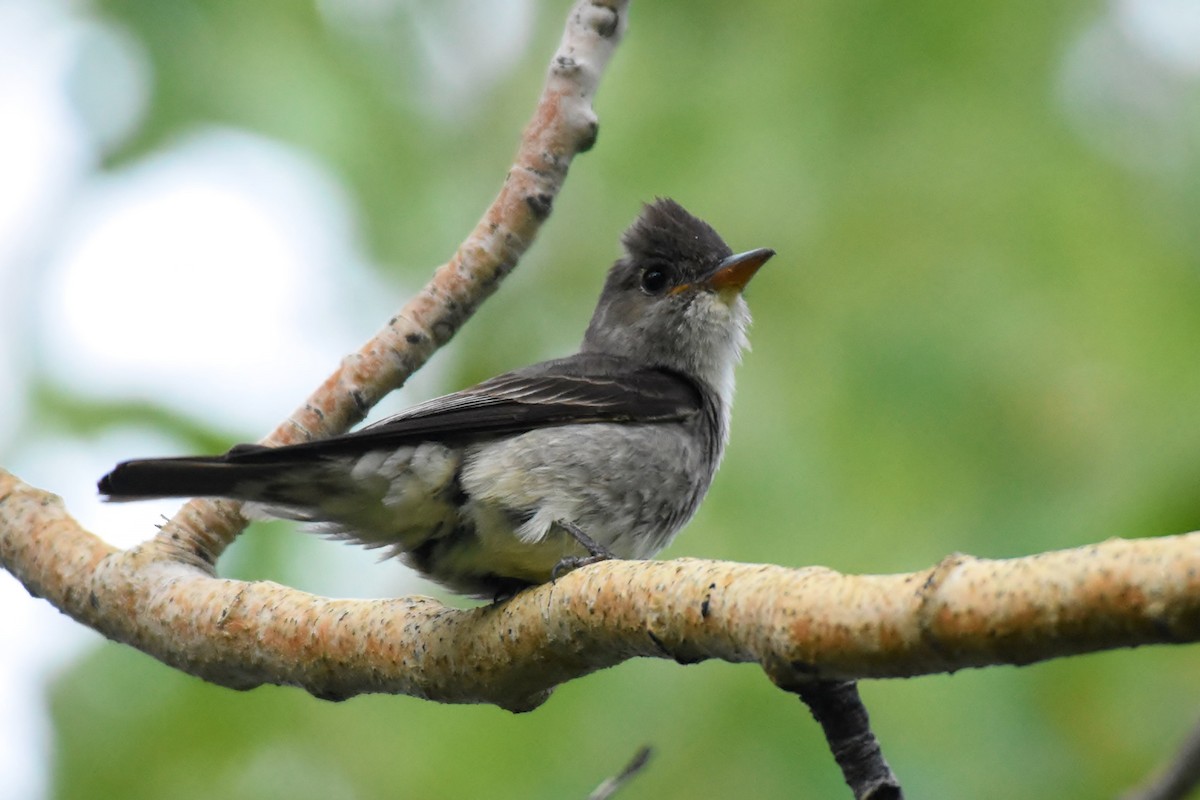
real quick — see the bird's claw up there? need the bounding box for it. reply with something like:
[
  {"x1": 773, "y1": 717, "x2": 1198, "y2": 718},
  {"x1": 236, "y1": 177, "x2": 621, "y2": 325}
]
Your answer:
[
  {"x1": 552, "y1": 552, "x2": 612, "y2": 582},
  {"x1": 551, "y1": 519, "x2": 616, "y2": 582}
]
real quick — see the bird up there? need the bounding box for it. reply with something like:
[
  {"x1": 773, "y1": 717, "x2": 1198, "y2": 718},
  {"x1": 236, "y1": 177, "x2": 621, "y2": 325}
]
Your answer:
[{"x1": 98, "y1": 198, "x2": 774, "y2": 598}]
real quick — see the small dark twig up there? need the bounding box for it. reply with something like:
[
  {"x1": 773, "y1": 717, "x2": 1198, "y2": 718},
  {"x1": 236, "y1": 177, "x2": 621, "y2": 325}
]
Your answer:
[
  {"x1": 1121, "y1": 714, "x2": 1200, "y2": 800},
  {"x1": 793, "y1": 680, "x2": 903, "y2": 800},
  {"x1": 587, "y1": 745, "x2": 654, "y2": 800}
]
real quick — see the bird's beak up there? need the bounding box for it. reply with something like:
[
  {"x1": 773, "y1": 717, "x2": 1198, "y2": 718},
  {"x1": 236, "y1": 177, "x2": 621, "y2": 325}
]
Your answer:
[{"x1": 703, "y1": 248, "x2": 775, "y2": 301}]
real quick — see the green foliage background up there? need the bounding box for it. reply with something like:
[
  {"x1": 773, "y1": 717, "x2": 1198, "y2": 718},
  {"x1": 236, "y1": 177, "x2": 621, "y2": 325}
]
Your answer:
[{"x1": 33, "y1": 0, "x2": 1200, "y2": 797}]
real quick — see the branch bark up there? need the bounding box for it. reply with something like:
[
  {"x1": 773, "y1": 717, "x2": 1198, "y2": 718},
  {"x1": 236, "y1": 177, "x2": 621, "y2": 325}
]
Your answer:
[
  {"x1": 3, "y1": 468, "x2": 1198, "y2": 711},
  {"x1": 791, "y1": 681, "x2": 902, "y2": 800}
]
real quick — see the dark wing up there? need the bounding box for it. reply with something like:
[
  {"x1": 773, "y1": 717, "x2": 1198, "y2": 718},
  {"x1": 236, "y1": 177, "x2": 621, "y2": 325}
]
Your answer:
[
  {"x1": 107, "y1": 354, "x2": 703, "y2": 477},
  {"x1": 249, "y1": 352, "x2": 702, "y2": 460},
  {"x1": 99, "y1": 354, "x2": 702, "y2": 498}
]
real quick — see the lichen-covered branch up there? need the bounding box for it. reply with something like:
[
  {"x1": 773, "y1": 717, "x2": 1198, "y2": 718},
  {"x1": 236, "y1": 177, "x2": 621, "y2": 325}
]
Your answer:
[
  {"x1": 152, "y1": 0, "x2": 630, "y2": 571},
  {"x1": 3, "y1": 469, "x2": 1198, "y2": 712}
]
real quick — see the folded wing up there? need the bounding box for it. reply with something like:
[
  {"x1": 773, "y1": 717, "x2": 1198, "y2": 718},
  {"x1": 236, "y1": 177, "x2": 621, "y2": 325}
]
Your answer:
[{"x1": 98, "y1": 353, "x2": 703, "y2": 498}]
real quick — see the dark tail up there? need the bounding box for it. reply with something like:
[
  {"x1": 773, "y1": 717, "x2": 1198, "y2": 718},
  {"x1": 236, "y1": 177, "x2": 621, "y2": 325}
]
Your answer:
[{"x1": 98, "y1": 454, "x2": 294, "y2": 501}]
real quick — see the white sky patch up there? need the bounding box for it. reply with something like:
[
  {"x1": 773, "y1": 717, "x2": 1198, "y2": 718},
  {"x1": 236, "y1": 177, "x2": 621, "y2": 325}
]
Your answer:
[
  {"x1": 38, "y1": 127, "x2": 400, "y2": 434},
  {"x1": 0, "y1": 0, "x2": 95, "y2": 452},
  {"x1": 317, "y1": 0, "x2": 535, "y2": 119},
  {"x1": 0, "y1": 2, "x2": 90, "y2": 249},
  {"x1": 63, "y1": 18, "x2": 150, "y2": 152},
  {"x1": 0, "y1": 576, "x2": 97, "y2": 800},
  {"x1": 1119, "y1": 0, "x2": 1200, "y2": 75},
  {"x1": 1057, "y1": 1, "x2": 1200, "y2": 175}
]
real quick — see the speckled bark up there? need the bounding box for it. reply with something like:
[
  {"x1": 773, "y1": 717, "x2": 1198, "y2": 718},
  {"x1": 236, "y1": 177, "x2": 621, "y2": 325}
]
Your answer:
[{"x1": 4, "y1": 470, "x2": 1199, "y2": 711}]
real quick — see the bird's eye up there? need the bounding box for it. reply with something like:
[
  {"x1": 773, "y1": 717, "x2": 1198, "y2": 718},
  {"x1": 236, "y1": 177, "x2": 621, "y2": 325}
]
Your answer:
[{"x1": 640, "y1": 266, "x2": 670, "y2": 294}]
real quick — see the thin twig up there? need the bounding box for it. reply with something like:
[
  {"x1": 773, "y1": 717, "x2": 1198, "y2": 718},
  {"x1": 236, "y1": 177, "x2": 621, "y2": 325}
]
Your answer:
[
  {"x1": 587, "y1": 745, "x2": 653, "y2": 800},
  {"x1": 791, "y1": 681, "x2": 902, "y2": 800},
  {"x1": 1121, "y1": 714, "x2": 1200, "y2": 800}
]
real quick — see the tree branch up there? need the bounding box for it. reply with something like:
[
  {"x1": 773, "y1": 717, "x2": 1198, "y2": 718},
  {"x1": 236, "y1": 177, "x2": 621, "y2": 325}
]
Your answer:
[
  {"x1": 791, "y1": 681, "x2": 902, "y2": 800},
  {"x1": 3, "y1": 469, "x2": 1198, "y2": 711}
]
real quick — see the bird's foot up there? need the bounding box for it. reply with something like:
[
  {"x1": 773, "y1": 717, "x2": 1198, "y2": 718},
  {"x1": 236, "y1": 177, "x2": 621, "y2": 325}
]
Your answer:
[{"x1": 551, "y1": 520, "x2": 615, "y2": 581}]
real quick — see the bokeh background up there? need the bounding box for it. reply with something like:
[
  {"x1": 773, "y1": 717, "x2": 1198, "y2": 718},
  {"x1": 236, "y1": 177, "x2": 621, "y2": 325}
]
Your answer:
[{"x1": 3, "y1": 0, "x2": 1200, "y2": 797}]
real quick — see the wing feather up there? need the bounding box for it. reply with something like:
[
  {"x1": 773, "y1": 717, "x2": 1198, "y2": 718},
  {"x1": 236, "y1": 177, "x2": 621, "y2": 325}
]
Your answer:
[{"x1": 217, "y1": 354, "x2": 702, "y2": 464}]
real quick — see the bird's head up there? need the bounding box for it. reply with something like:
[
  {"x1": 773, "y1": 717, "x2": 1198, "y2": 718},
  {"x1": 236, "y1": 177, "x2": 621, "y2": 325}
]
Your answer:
[{"x1": 582, "y1": 198, "x2": 774, "y2": 400}]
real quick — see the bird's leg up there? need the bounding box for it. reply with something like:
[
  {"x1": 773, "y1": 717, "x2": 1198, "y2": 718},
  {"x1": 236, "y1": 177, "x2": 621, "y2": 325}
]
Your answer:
[
  {"x1": 551, "y1": 519, "x2": 616, "y2": 581},
  {"x1": 559, "y1": 519, "x2": 613, "y2": 557}
]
